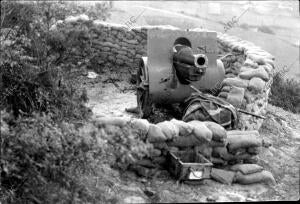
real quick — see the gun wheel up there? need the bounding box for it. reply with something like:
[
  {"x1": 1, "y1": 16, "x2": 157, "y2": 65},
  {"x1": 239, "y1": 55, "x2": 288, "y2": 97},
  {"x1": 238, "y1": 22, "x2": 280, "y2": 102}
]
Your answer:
[{"x1": 137, "y1": 57, "x2": 152, "y2": 118}]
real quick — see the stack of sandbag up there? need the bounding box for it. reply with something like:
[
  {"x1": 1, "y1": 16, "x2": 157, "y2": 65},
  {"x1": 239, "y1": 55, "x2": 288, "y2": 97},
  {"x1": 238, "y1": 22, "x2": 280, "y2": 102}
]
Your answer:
[
  {"x1": 146, "y1": 119, "x2": 230, "y2": 169},
  {"x1": 211, "y1": 130, "x2": 263, "y2": 165},
  {"x1": 193, "y1": 121, "x2": 227, "y2": 160},
  {"x1": 210, "y1": 164, "x2": 276, "y2": 186},
  {"x1": 146, "y1": 119, "x2": 212, "y2": 145},
  {"x1": 230, "y1": 164, "x2": 276, "y2": 185}
]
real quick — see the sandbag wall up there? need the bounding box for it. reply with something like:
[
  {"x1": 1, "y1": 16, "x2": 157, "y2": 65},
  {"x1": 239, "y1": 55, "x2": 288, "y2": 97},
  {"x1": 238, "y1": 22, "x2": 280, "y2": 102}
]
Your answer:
[
  {"x1": 61, "y1": 17, "x2": 275, "y2": 131},
  {"x1": 217, "y1": 33, "x2": 275, "y2": 130},
  {"x1": 96, "y1": 116, "x2": 275, "y2": 185}
]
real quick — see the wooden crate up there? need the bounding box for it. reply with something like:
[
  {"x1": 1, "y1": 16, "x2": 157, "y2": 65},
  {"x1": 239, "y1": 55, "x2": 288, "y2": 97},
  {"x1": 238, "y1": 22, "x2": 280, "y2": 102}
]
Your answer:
[{"x1": 167, "y1": 150, "x2": 213, "y2": 181}]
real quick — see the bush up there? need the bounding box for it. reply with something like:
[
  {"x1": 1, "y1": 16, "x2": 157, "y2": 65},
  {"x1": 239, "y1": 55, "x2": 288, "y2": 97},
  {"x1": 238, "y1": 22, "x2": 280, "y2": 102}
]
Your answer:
[
  {"x1": 0, "y1": 111, "x2": 104, "y2": 203},
  {"x1": 269, "y1": 70, "x2": 300, "y2": 113},
  {"x1": 0, "y1": 111, "x2": 153, "y2": 203},
  {"x1": 0, "y1": 1, "x2": 95, "y2": 121},
  {"x1": 0, "y1": 62, "x2": 91, "y2": 121}
]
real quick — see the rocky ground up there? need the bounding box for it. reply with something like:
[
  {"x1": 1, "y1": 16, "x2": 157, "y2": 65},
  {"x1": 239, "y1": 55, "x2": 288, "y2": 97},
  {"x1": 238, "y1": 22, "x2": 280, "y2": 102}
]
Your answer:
[{"x1": 73, "y1": 69, "x2": 299, "y2": 202}]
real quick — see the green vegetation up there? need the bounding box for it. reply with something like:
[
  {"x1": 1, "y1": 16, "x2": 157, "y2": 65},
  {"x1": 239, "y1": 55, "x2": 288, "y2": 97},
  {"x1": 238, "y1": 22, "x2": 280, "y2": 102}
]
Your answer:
[
  {"x1": 1, "y1": 110, "x2": 153, "y2": 203},
  {"x1": 269, "y1": 69, "x2": 300, "y2": 113},
  {"x1": 0, "y1": 1, "x2": 133, "y2": 203}
]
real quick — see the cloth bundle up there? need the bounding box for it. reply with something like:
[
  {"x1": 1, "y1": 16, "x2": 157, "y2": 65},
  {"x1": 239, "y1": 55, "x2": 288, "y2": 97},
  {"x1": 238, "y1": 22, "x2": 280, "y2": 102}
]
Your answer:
[
  {"x1": 211, "y1": 130, "x2": 262, "y2": 165},
  {"x1": 182, "y1": 92, "x2": 238, "y2": 129}
]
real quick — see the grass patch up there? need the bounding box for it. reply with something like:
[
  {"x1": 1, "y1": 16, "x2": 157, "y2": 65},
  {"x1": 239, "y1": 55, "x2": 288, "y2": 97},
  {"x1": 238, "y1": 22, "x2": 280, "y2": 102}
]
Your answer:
[{"x1": 269, "y1": 70, "x2": 300, "y2": 113}]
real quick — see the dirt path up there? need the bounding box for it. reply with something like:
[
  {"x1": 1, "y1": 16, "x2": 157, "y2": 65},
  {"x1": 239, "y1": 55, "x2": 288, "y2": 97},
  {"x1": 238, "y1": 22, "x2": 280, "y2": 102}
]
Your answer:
[{"x1": 84, "y1": 73, "x2": 299, "y2": 202}]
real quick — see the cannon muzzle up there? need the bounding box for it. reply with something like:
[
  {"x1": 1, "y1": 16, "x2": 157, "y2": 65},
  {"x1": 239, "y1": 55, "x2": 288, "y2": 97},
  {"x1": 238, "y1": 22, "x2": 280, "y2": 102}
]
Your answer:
[
  {"x1": 173, "y1": 44, "x2": 208, "y2": 68},
  {"x1": 173, "y1": 44, "x2": 208, "y2": 83}
]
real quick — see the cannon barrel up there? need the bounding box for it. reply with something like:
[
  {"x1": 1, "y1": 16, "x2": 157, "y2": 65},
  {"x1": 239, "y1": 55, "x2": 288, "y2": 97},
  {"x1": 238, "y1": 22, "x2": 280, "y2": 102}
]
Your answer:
[{"x1": 173, "y1": 44, "x2": 208, "y2": 68}]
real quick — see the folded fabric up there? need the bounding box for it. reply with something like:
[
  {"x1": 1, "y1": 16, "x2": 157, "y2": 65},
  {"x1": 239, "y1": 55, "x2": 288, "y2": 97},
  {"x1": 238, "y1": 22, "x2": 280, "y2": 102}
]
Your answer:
[
  {"x1": 230, "y1": 164, "x2": 264, "y2": 174},
  {"x1": 221, "y1": 85, "x2": 231, "y2": 93},
  {"x1": 234, "y1": 170, "x2": 276, "y2": 185},
  {"x1": 188, "y1": 120, "x2": 213, "y2": 143},
  {"x1": 218, "y1": 91, "x2": 229, "y2": 99},
  {"x1": 204, "y1": 121, "x2": 227, "y2": 142}
]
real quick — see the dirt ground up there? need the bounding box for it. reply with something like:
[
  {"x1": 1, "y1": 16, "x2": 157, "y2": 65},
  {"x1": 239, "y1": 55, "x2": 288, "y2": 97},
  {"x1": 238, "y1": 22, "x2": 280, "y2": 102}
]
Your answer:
[{"x1": 78, "y1": 70, "x2": 299, "y2": 202}]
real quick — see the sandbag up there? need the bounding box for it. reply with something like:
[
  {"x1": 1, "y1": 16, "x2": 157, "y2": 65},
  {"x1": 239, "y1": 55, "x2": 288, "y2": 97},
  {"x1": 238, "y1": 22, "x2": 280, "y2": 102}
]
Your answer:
[
  {"x1": 230, "y1": 164, "x2": 264, "y2": 175},
  {"x1": 234, "y1": 170, "x2": 276, "y2": 185},
  {"x1": 136, "y1": 158, "x2": 156, "y2": 168},
  {"x1": 211, "y1": 168, "x2": 236, "y2": 185},
  {"x1": 210, "y1": 140, "x2": 227, "y2": 147},
  {"x1": 156, "y1": 121, "x2": 179, "y2": 140},
  {"x1": 151, "y1": 156, "x2": 167, "y2": 166},
  {"x1": 170, "y1": 119, "x2": 194, "y2": 136},
  {"x1": 247, "y1": 147, "x2": 261, "y2": 155},
  {"x1": 147, "y1": 124, "x2": 167, "y2": 143},
  {"x1": 244, "y1": 156, "x2": 259, "y2": 164},
  {"x1": 204, "y1": 121, "x2": 227, "y2": 142},
  {"x1": 227, "y1": 130, "x2": 260, "y2": 136},
  {"x1": 227, "y1": 134, "x2": 262, "y2": 152},
  {"x1": 96, "y1": 117, "x2": 130, "y2": 127},
  {"x1": 213, "y1": 147, "x2": 254, "y2": 163},
  {"x1": 226, "y1": 86, "x2": 245, "y2": 108},
  {"x1": 211, "y1": 157, "x2": 226, "y2": 165},
  {"x1": 194, "y1": 144, "x2": 212, "y2": 160},
  {"x1": 167, "y1": 134, "x2": 204, "y2": 147},
  {"x1": 130, "y1": 118, "x2": 150, "y2": 136},
  {"x1": 152, "y1": 142, "x2": 168, "y2": 150},
  {"x1": 149, "y1": 148, "x2": 162, "y2": 157},
  {"x1": 130, "y1": 164, "x2": 157, "y2": 178},
  {"x1": 231, "y1": 152, "x2": 254, "y2": 162},
  {"x1": 212, "y1": 147, "x2": 235, "y2": 161},
  {"x1": 231, "y1": 148, "x2": 247, "y2": 155},
  {"x1": 188, "y1": 120, "x2": 213, "y2": 142}
]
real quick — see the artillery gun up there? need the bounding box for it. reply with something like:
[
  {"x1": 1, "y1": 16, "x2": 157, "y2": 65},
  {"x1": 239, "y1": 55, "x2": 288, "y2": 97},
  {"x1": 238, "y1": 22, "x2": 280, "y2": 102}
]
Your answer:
[{"x1": 137, "y1": 29, "x2": 225, "y2": 118}]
